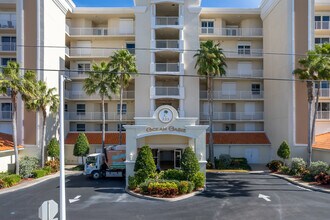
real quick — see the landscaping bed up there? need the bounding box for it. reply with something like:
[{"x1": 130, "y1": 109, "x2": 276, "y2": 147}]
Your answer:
[{"x1": 207, "y1": 154, "x2": 251, "y2": 171}]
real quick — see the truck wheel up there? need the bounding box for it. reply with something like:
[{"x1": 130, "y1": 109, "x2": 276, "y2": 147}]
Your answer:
[{"x1": 92, "y1": 171, "x2": 100, "y2": 180}]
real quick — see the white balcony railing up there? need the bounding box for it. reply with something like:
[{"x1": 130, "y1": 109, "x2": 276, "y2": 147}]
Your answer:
[
  {"x1": 155, "y1": 63, "x2": 180, "y2": 72},
  {"x1": 65, "y1": 90, "x2": 135, "y2": 100},
  {"x1": 0, "y1": 43, "x2": 16, "y2": 51},
  {"x1": 0, "y1": 111, "x2": 12, "y2": 120},
  {"x1": 200, "y1": 112, "x2": 264, "y2": 121},
  {"x1": 200, "y1": 91, "x2": 264, "y2": 100},
  {"x1": 156, "y1": 17, "x2": 180, "y2": 26},
  {"x1": 68, "y1": 48, "x2": 115, "y2": 57},
  {"x1": 225, "y1": 69, "x2": 263, "y2": 78},
  {"x1": 317, "y1": 111, "x2": 330, "y2": 120},
  {"x1": 0, "y1": 19, "x2": 16, "y2": 29},
  {"x1": 155, "y1": 40, "x2": 180, "y2": 49},
  {"x1": 224, "y1": 49, "x2": 263, "y2": 58},
  {"x1": 151, "y1": 86, "x2": 184, "y2": 99},
  {"x1": 319, "y1": 89, "x2": 330, "y2": 97},
  {"x1": 68, "y1": 27, "x2": 135, "y2": 36},
  {"x1": 65, "y1": 70, "x2": 89, "y2": 79},
  {"x1": 65, "y1": 112, "x2": 134, "y2": 121},
  {"x1": 200, "y1": 28, "x2": 263, "y2": 37},
  {"x1": 315, "y1": 21, "x2": 330, "y2": 30}
]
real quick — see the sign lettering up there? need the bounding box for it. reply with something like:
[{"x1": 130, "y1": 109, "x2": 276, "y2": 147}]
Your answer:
[{"x1": 146, "y1": 126, "x2": 186, "y2": 133}]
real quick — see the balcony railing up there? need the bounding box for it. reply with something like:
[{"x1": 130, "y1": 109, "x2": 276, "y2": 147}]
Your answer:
[
  {"x1": 200, "y1": 91, "x2": 264, "y2": 100},
  {"x1": 68, "y1": 48, "x2": 115, "y2": 57},
  {"x1": 65, "y1": 112, "x2": 134, "y2": 121},
  {"x1": 0, "y1": 42, "x2": 16, "y2": 51},
  {"x1": 0, "y1": 111, "x2": 12, "y2": 120},
  {"x1": 155, "y1": 40, "x2": 180, "y2": 49},
  {"x1": 319, "y1": 89, "x2": 330, "y2": 97},
  {"x1": 200, "y1": 112, "x2": 264, "y2": 121},
  {"x1": 200, "y1": 28, "x2": 263, "y2": 37},
  {"x1": 224, "y1": 49, "x2": 263, "y2": 58},
  {"x1": 156, "y1": 17, "x2": 179, "y2": 26},
  {"x1": 151, "y1": 86, "x2": 184, "y2": 98},
  {"x1": 315, "y1": 21, "x2": 330, "y2": 30},
  {"x1": 155, "y1": 63, "x2": 180, "y2": 72},
  {"x1": 317, "y1": 111, "x2": 330, "y2": 120},
  {"x1": 0, "y1": 19, "x2": 16, "y2": 29},
  {"x1": 65, "y1": 90, "x2": 135, "y2": 100},
  {"x1": 65, "y1": 70, "x2": 89, "y2": 79},
  {"x1": 225, "y1": 69, "x2": 263, "y2": 78},
  {"x1": 68, "y1": 27, "x2": 135, "y2": 36}
]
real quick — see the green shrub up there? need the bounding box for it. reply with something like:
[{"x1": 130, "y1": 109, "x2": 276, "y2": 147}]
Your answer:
[
  {"x1": 162, "y1": 169, "x2": 185, "y2": 181},
  {"x1": 19, "y1": 156, "x2": 40, "y2": 178},
  {"x1": 73, "y1": 133, "x2": 90, "y2": 164},
  {"x1": 279, "y1": 166, "x2": 290, "y2": 175},
  {"x1": 139, "y1": 180, "x2": 150, "y2": 194},
  {"x1": 230, "y1": 158, "x2": 251, "y2": 170},
  {"x1": 290, "y1": 158, "x2": 306, "y2": 176},
  {"x1": 128, "y1": 176, "x2": 138, "y2": 190},
  {"x1": 178, "y1": 181, "x2": 189, "y2": 194},
  {"x1": 1, "y1": 174, "x2": 21, "y2": 187},
  {"x1": 147, "y1": 181, "x2": 178, "y2": 197},
  {"x1": 277, "y1": 141, "x2": 291, "y2": 164},
  {"x1": 192, "y1": 172, "x2": 205, "y2": 189},
  {"x1": 187, "y1": 181, "x2": 195, "y2": 193},
  {"x1": 134, "y1": 146, "x2": 156, "y2": 183},
  {"x1": 0, "y1": 179, "x2": 4, "y2": 189},
  {"x1": 308, "y1": 161, "x2": 329, "y2": 177},
  {"x1": 216, "y1": 154, "x2": 232, "y2": 169},
  {"x1": 301, "y1": 170, "x2": 315, "y2": 182},
  {"x1": 43, "y1": 166, "x2": 52, "y2": 175},
  {"x1": 315, "y1": 173, "x2": 330, "y2": 185},
  {"x1": 266, "y1": 160, "x2": 284, "y2": 172},
  {"x1": 45, "y1": 159, "x2": 60, "y2": 173},
  {"x1": 32, "y1": 169, "x2": 48, "y2": 178},
  {"x1": 206, "y1": 160, "x2": 213, "y2": 169},
  {"x1": 47, "y1": 138, "x2": 60, "y2": 159},
  {"x1": 181, "y1": 147, "x2": 200, "y2": 181}
]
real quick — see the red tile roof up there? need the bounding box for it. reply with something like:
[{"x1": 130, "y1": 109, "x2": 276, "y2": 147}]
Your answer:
[
  {"x1": 313, "y1": 133, "x2": 330, "y2": 150},
  {"x1": 65, "y1": 132, "x2": 270, "y2": 145},
  {"x1": 0, "y1": 133, "x2": 23, "y2": 152},
  {"x1": 207, "y1": 133, "x2": 271, "y2": 145},
  {"x1": 65, "y1": 133, "x2": 126, "y2": 145}
]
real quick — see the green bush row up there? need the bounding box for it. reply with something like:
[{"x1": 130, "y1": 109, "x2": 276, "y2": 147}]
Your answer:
[
  {"x1": 32, "y1": 167, "x2": 52, "y2": 178},
  {"x1": 0, "y1": 174, "x2": 21, "y2": 188}
]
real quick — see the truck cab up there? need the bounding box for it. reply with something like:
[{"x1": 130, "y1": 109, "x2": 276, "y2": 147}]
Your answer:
[{"x1": 84, "y1": 153, "x2": 104, "y2": 179}]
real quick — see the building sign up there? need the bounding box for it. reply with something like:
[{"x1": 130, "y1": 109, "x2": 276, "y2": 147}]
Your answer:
[
  {"x1": 158, "y1": 108, "x2": 173, "y2": 123},
  {"x1": 146, "y1": 126, "x2": 186, "y2": 133}
]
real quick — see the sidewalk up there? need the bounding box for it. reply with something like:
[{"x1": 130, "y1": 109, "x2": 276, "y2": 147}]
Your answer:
[{"x1": 0, "y1": 168, "x2": 82, "y2": 195}]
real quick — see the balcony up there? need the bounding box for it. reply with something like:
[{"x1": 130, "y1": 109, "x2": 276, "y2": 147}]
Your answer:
[
  {"x1": 200, "y1": 91, "x2": 264, "y2": 100},
  {"x1": 0, "y1": 42, "x2": 16, "y2": 52},
  {"x1": 65, "y1": 112, "x2": 134, "y2": 121},
  {"x1": 154, "y1": 40, "x2": 181, "y2": 49},
  {"x1": 319, "y1": 89, "x2": 330, "y2": 97},
  {"x1": 224, "y1": 49, "x2": 263, "y2": 58},
  {"x1": 150, "y1": 86, "x2": 184, "y2": 99},
  {"x1": 153, "y1": 16, "x2": 183, "y2": 28},
  {"x1": 68, "y1": 48, "x2": 114, "y2": 58},
  {"x1": 200, "y1": 28, "x2": 263, "y2": 37},
  {"x1": 0, "y1": 19, "x2": 16, "y2": 29},
  {"x1": 315, "y1": 21, "x2": 330, "y2": 30},
  {"x1": 200, "y1": 112, "x2": 264, "y2": 121},
  {"x1": 65, "y1": 90, "x2": 135, "y2": 100},
  {"x1": 151, "y1": 63, "x2": 183, "y2": 75},
  {"x1": 0, "y1": 111, "x2": 12, "y2": 120},
  {"x1": 225, "y1": 69, "x2": 263, "y2": 78},
  {"x1": 317, "y1": 111, "x2": 330, "y2": 120},
  {"x1": 67, "y1": 27, "x2": 135, "y2": 36},
  {"x1": 65, "y1": 70, "x2": 88, "y2": 79}
]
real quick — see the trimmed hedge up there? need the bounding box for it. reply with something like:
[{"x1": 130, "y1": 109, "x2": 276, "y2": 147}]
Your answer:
[
  {"x1": 162, "y1": 169, "x2": 185, "y2": 181},
  {"x1": 32, "y1": 169, "x2": 49, "y2": 178},
  {"x1": 0, "y1": 174, "x2": 21, "y2": 188},
  {"x1": 267, "y1": 160, "x2": 284, "y2": 172},
  {"x1": 192, "y1": 172, "x2": 205, "y2": 189},
  {"x1": 181, "y1": 147, "x2": 199, "y2": 181},
  {"x1": 308, "y1": 161, "x2": 329, "y2": 177},
  {"x1": 290, "y1": 158, "x2": 306, "y2": 176}
]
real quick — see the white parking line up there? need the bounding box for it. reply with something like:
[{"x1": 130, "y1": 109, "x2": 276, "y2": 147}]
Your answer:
[{"x1": 287, "y1": 183, "x2": 312, "y2": 191}]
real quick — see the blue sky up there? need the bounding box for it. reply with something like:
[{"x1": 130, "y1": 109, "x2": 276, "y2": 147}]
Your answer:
[{"x1": 74, "y1": 0, "x2": 262, "y2": 8}]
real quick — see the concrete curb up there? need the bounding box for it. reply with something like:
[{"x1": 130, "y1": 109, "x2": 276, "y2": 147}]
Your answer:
[
  {"x1": 271, "y1": 173, "x2": 330, "y2": 194},
  {"x1": 125, "y1": 187, "x2": 204, "y2": 202},
  {"x1": 0, "y1": 171, "x2": 82, "y2": 195}
]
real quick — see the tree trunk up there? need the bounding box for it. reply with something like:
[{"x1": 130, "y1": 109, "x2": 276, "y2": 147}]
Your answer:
[
  {"x1": 12, "y1": 94, "x2": 19, "y2": 175},
  {"x1": 307, "y1": 81, "x2": 314, "y2": 166},
  {"x1": 207, "y1": 75, "x2": 214, "y2": 167},
  {"x1": 41, "y1": 109, "x2": 47, "y2": 168},
  {"x1": 311, "y1": 82, "x2": 320, "y2": 144},
  {"x1": 101, "y1": 96, "x2": 105, "y2": 150},
  {"x1": 119, "y1": 73, "x2": 123, "y2": 145},
  {"x1": 81, "y1": 156, "x2": 84, "y2": 165}
]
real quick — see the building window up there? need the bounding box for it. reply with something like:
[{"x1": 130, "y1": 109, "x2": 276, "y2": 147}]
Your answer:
[
  {"x1": 76, "y1": 104, "x2": 85, "y2": 115},
  {"x1": 225, "y1": 124, "x2": 236, "y2": 131},
  {"x1": 1, "y1": 103, "x2": 12, "y2": 119},
  {"x1": 238, "y1": 44, "x2": 251, "y2": 55},
  {"x1": 1, "y1": 36, "x2": 16, "y2": 51},
  {"x1": 201, "y1": 20, "x2": 214, "y2": 34},
  {"x1": 126, "y1": 43, "x2": 135, "y2": 54},
  {"x1": 64, "y1": 104, "x2": 68, "y2": 112},
  {"x1": 251, "y1": 83, "x2": 261, "y2": 95},
  {"x1": 318, "y1": 103, "x2": 330, "y2": 112},
  {"x1": 1, "y1": 57, "x2": 16, "y2": 66},
  {"x1": 100, "y1": 124, "x2": 108, "y2": 131},
  {"x1": 315, "y1": 15, "x2": 330, "y2": 29},
  {"x1": 117, "y1": 123, "x2": 126, "y2": 131},
  {"x1": 76, "y1": 124, "x2": 86, "y2": 132},
  {"x1": 117, "y1": 103, "x2": 127, "y2": 114},
  {"x1": 77, "y1": 63, "x2": 90, "y2": 75},
  {"x1": 315, "y1": 37, "x2": 330, "y2": 45},
  {"x1": 0, "y1": 13, "x2": 16, "y2": 28}
]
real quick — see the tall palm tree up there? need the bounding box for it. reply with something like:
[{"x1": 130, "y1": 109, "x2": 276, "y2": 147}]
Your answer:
[
  {"x1": 194, "y1": 40, "x2": 227, "y2": 167},
  {"x1": 0, "y1": 62, "x2": 37, "y2": 174},
  {"x1": 109, "y1": 49, "x2": 137, "y2": 145},
  {"x1": 294, "y1": 43, "x2": 330, "y2": 166},
  {"x1": 84, "y1": 61, "x2": 117, "y2": 154},
  {"x1": 25, "y1": 81, "x2": 59, "y2": 167}
]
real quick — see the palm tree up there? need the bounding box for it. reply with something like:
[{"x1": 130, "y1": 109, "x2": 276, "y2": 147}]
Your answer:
[
  {"x1": 25, "y1": 81, "x2": 59, "y2": 167},
  {"x1": 294, "y1": 43, "x2": 330, "y2": 166},
  {"x1": 84, "y1": 61, "x2": 117, "y2": 153},
  {"x1": 0, "y1": 62, "x2": 37, "y2": 174},
  {"x1": 109, "y1": 49, "x2": 137, "y2": 145},
  {"x1": 194, "y1": 40, "x2": 227, "y2": 167}
]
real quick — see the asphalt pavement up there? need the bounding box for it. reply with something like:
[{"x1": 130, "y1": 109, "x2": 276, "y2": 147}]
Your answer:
[{"x1": 0, "y1": 172, "x2": 329, "y2": 220}]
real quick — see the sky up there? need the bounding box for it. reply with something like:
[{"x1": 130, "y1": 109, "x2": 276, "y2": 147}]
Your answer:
[{"x1": 73, "y1": 0, "x2": 262, "y2": 8}]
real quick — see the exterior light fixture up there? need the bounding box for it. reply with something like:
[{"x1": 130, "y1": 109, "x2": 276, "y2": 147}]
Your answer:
[{"x1": 130, "y1": 152, "x2": 134, "y2": 161}]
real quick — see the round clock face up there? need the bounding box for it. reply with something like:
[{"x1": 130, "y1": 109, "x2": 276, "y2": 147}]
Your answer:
[{"x1": 158, "y1": 108, "x2": 173, "y2": 123}]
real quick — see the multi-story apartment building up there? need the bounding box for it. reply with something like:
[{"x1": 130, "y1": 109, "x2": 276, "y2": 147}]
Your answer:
[{"x1": 1, "y1": 0, "x2": 323, "y2": 177}]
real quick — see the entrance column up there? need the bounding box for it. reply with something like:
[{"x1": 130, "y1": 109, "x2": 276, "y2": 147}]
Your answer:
[{"x1": 124, "y1": 126, "x2": 137, "y2": 185}]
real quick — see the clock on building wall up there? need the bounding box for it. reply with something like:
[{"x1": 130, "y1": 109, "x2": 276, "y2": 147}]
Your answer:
[{"x1": 158, "y1": 108, "x2": 173, "y2": 123}]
